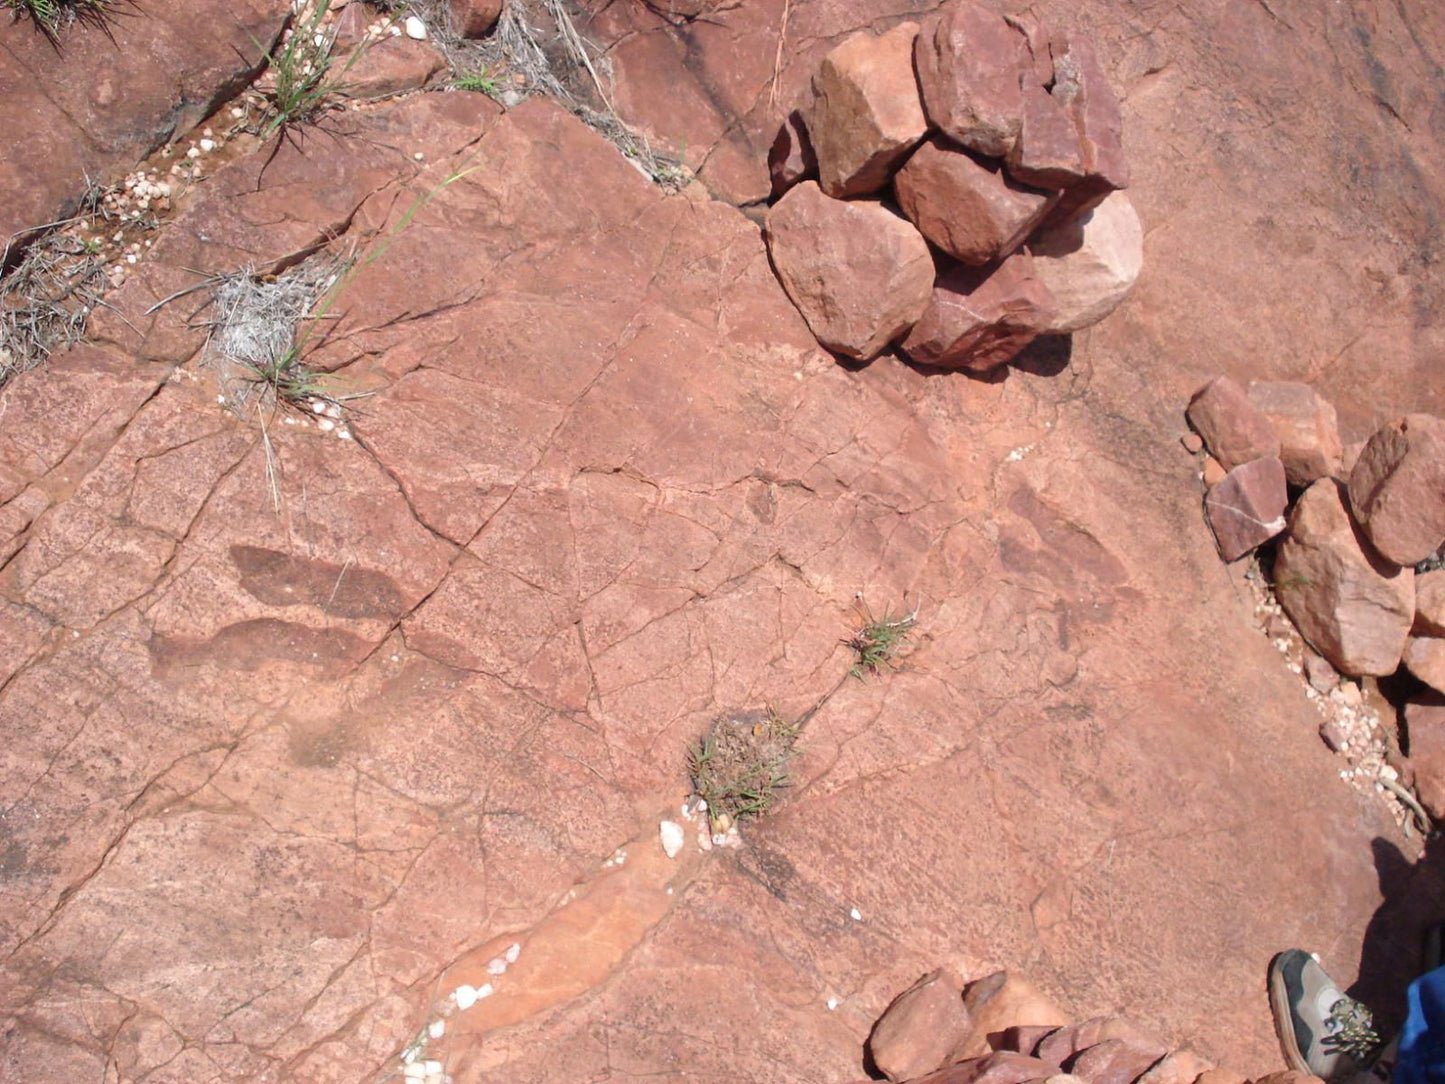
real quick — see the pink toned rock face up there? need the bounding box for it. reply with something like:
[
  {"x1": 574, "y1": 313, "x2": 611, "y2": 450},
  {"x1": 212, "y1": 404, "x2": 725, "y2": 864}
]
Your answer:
[
  {"x1": 805, "y1": 22, "x2": 928, "y2": 197},
  {"x1": 869, "y1": 967, "x2": 973, "y2": 1082},
  {"x1": 765, "y1": 180, "x2": 934, "y2": 358},
  {"x1": 1049, "y1": 34, "x2": 1129, "y2": 190},
  {"x1": 343, "y1": 36, "x2": 446, "y2": 97},
  {"x1": 1253, "y1": 1073, "x2": 1327, "y2": 1084},
  {"x1": 769, "y1": 108, "x2": 817, "y2": 197},
  {"x1": 1348, "y1": 415, "x2": 1445, "y2": 566},
  {"x1": 448, "y1": 0, "x2": 502, "y2": 37},
  {"x1": 0, "y1": 0, "x2": 288, "y2": 248},
  {"x1": 1205, "y1": 456, "x2": 1288, "y2": 561},
  {"x1": 919, "y1": 1051, "x2": 1060, "y2": 1084},
  {"x1": 955, "y1": 972, "x2": 1069, "y2": 1062},
  {"x1": 1134, "y1": 1050, "x2": 1214, "y2": 1084},
  {"x1": 896, "y1": 137, "x2": 1057, "y2": 265},
  {"x1": 1186, "y1": 376, "x2": 1282, "y2": 471},
  {"x1": 1009, "y1": 81, "x2": 1086, "y2": 190},
  {"x1": 914, "y1": 3, "x2": 1029, "y2": 157},
  {"x1": 1416, "y1": 570, "x2": 1445, "y2": 635},
  {"x1": 1274, "y1": 480, "x2": 1415, "y2": 676},
  {"x1": 1247, "y1": 382, "x2": 1344, "y2": 487},
  {"x1": 1026, "y1": 192, "x2": 1143, "y2": 333},
  {"x1": 1407, "y1": 698, "x2": 1445, "y2": 819},
  {"x1": 1035, "y1": 1018, "x2": 1165, "y2": 1068},
  {"x1": 1066, "y1": 1038, "x2": 1168, "y2": 1084},
  {"x1": 1405, "y1": 636, "x2": 1445, "y2": 695},
  {"x1": 901, "y1": 254, "x2": 1056, "y2": 372}
]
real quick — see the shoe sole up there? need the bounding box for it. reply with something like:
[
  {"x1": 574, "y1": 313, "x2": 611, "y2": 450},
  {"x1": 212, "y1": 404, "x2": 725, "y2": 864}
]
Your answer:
[{"x1": 1268, "y1": 952, "x2": 1312, "y2": 1076}]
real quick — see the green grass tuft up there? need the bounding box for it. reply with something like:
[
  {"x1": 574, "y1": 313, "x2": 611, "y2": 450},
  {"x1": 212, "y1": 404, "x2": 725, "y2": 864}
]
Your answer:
[
  {"x1": 4, "y1": 0, "x2": 116, "y2": 37},
  {"x1": 688, "y1": 707, "x2": 798, "y2": 829},
  {"x1": 844, "y1": 601, "x2": 918, "y2": 678},
  {"x1": 452, "y1": 69, "x2": 499, "y2": 96}
]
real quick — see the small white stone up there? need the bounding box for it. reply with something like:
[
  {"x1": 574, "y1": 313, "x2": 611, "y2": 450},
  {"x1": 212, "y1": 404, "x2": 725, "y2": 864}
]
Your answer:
[
  {"x1": 504, "y1": 942, "x2": 521, "y2": 964},
  {"x1": 424, "y1": 1062, "x2": 443, "y2": 1076},
  {"x1": 413, "y1": 152, "x2": 425, "y2": 161},
  {"x1": 337, "y1": 429, "x2": 352, "y2": 441},
  {"x1": 389, "y1": 24, "x2": 402, "y2": 35},
  {"x1": 486, "y1": 957, "x2": 507, "y2": 976},
  {"x1": 453, "y1": 985, "x2": 479, "y2": 1009},
  {"x1": 428, "y1": 1020, "x2": 445, "y2": 1039},
  {"x1": 477, "y1": 982, "x2": 494, "y2": 999},
  {"x1": 187, "y1": 147, "x2": 201, "y2": 159},
  {"x1": 199, "y1": 139, "x2": 216, "y2": 153},
  {"x1": 311, "y1": 399, "x2": 327, "y2": 414},
  {"x1": 404, "y1": 1064, "x2": 426, "y2": 1080},
  {"x1": 404, "y1": 14, "x2": 426, "y2": 38},
  {"x1": 231, "y1": 107, "x2": 245, "y2": 118},
  {"x1": 318, "y1": 418, "x2": 335, "y2": 432},
  {"x1": 849, "y1": 907, "x2": 862, "y2": 921},
  {"x1": 217, "y1": 394, "x2": 227, "y2": 404},
  {"x1": 660, "y1": 820, "x2": 685, "y2": 858},
  {"x1": 203, "y1": 127, "x2": 213, "y2": 138},
  {"x1": 826, "y1": 997, "x2": 839, "y2": 1011}
]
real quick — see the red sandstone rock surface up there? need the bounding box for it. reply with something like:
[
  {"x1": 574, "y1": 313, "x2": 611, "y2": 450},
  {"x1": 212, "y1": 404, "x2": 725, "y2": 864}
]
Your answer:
[
  {"x1": 1, "y1": 3, "x2": 1443, "y2": 1082},
  {"x1": 1348, "y1": 414, "x2": 1445, "y2": 566},
  {"x1": 869, "y1": 967, "x2": 973, "y2": 1081}
]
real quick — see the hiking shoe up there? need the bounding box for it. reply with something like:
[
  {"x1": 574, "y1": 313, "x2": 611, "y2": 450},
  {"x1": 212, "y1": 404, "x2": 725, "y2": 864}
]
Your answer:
[{"x1": 1270, "y1": 950, "x2": 1384, "y2": 1081}]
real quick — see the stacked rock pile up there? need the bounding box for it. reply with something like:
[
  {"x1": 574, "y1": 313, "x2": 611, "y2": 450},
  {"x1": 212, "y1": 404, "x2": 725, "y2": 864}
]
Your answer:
[
  {"x1": 764, "y1": 5, "x2": 1144, "y2": 369},
  {"x1": 1185, "y1": 376, "x2": 1445, "y2": 821},
  {"x1": 850, "y1": 968, "x2": 1274, "y2": 1084}
]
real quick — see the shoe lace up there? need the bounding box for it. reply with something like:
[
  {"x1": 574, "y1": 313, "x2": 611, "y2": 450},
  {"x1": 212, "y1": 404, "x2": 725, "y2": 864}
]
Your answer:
[{"x1": 1323, "y1": 996, "x2": 1383, "y2": 1062}]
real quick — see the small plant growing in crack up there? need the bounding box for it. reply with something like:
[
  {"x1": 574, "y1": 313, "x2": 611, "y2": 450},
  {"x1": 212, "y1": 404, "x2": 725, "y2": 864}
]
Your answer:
[
  {"x1": 688, "y1": 707, "x2": 798, "y2": 831},
  {"x1": 844, "y1": 599, "x2": 919, "y2": 678},
  {"x1": 4, "y1": 0, "x2": 122, "y2": 39},
  {"x1": 257, "y1": 0, "x2": 381, "y2": 135},
  {"x1": 452, "y1": 68, "x2": 499, "y2": 96}
]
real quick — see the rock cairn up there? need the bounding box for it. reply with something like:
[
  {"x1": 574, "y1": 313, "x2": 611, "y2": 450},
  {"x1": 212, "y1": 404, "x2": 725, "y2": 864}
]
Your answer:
[
  {"x1": 1184, "y1": 377, "x2": 1445, "y2": 828},
  {"x1": 852, "y1": 968, "x2": 1259, "y2": 1084},
  {"x1": 765, "y1": 6, "x2": 1143, "y2": 368}
]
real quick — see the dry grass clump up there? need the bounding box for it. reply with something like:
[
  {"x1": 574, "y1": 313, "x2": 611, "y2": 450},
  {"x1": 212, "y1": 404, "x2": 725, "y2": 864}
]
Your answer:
[
  {"x1": 688, "y1": 707, "x2": 798, "y2": 829},
  {"x1": 0, "y1": 226, "x2": 108, "y2": 384}
]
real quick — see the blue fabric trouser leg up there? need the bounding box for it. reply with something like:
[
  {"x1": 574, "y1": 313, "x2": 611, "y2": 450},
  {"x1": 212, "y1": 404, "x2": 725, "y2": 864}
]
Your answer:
[{"x1": 1395, "y1": 965, "x2": 1445, "y2": 1084}]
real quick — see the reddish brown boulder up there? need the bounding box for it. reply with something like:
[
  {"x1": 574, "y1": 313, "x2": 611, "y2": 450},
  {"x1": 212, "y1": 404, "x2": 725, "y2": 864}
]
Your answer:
[
  {"x1": 342, "y1": 37, "x2": 446, "y2": 97},
  {"x1": 914, "y1": 3, "x2": 1029, "y2": 157},
  {"x1": 1186, "y1": 376, "x2": 1282, "y2": 471},
  {"x1": 806, "y1": 23, "x2": 928, "y2": 198},
  {"x1": 869, "y1": 967, "x2": 973, "y2": 1082},
  {"x1": 1049, "y1": 35, "x2": 1129, "y2": 191},
  {"x1": 1134, "y1": 1051, "x2": 1214, "y2": 1084},
  {"x1": 1416, "y1": 570, "x2": 1445, "y2": 635},
  {"x1": 1205, "y1": 456, "x2": 1288, "y2": 561},
  {"x1": 1246, "y1": 382, "x2": 1344, "y2": 487},
  {"x1": 1348, "y1": 415, "x2": 1445, "y2": 566},
  {"x1": 1274, "y1": 480, "x2": 1415, "y2": 676},
  {"x1": 1026, "y1": 192, "x2": 1143, "y2": 333},
  {"x1": 1253, "y1": 1073, "x2": 1326, "y2": 1084},
  {"x1": 895, "y1": 137, "x2": 1056, "y2": 265},
  {"x1": 955, "y1": 972, "x2": 1069, "y2": 1062},
  {"x1": 1004, "y1": 11, "x2": 1056, "y2": 88},
  {"x1": 1036, "y1": 1018, "x2": 1165, "y2": 1068},
  {"x1": 1194, "y1": 1071, "x2": 1249, "y2": 1084},
  {"x1": 1407, "y1": 697, "x2": 1445, "y2": 819},
  {"x1": 996, "y1": 1025, "x2": 1064, "y2": 1056},
  {"x1": 919, "y1": 1051, "x2": 1059, "y2": 1084},
  {"x1": 765, "y1": 181, "x2": 933, "y2": 359},
  {"x1": 901, "y1": 254, "x2": 1056, "y2": 372},
  {"x1": 448, "y1": 0, "x2": 502, "y2": 37},
  {"x1": 1405, "y1": 636, "x2": 1445, "y2": 695},
  {"x1": 1066, "y1": 1039, "x2": 1168, "y2": 1084},
  {"x1": 1008, "y1": 83, "x2": 1086, "y2": 189},
  {"x1": 768, "y1": 109, "x2": 816, "y2": 198}
]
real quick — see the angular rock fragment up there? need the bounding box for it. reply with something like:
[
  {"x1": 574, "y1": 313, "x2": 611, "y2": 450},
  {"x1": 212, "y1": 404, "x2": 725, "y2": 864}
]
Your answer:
[
  {"x1": 1005, "y1": 11, "x2": 1056, "y2": 88},
  {"x1": 1416, "y1": 570, "x2": 1445, "y2": 635},
  {"x1": 918, "y1": 1051, "x2": 1059, "y2": 1084},
  {"x1": 914, "y1": 3, "x2": 1030, "y2": 157},
  {"x1": 1246, "y1": 381, "x2": 1344, "y2": 487},
  {"x1": 1186, "y1": 375, "x2": 1281, "y2": 471},
  {"x1": 869, "y1": 967, "x2": 973, "y2": 1082},
  {"x1": 1035, "y1": 1018, "x2": 1165, "y2": 1068},
  {"x1": 1193, "y1": 1071, "x2": 1250, "y2": 1084},
  {"x1": 1348, "y1": 414, "x2": 1445, "y2": 566},
  {"x1": 1273, "y1": 480, "x2": 1415, "y2": 676},
  {"x1": 769, "y1": 109, "x2": 817, "y2": 197},
  {"x1": 895, "y1": 136, "x2": 1056, "y2": 265},
  {"x1": 1048, "y1": 35, "x2": 1129, "y2": 189},
  {"x1": 995, "y1": 1025, "x2": 1064, "y2": 1056},
  {"x1": 449, "y1": 0, "x2": 502, "y2": 37},
  {"x1": 1205, "y1": 456, "x2": 1288, "y2": 561},
  {"x1": 765, "y1": 181, "x2": 933, "y2": 359},
  {"x1": 1405, "y1": 636, "x2": 1445, "y2": 695},
  {"x1": 901, "y1": 255, "x2": 1055, "y2": 372},
  {"x1": 954, "y1": 972, "x2": 1069, "y2": 1062},
  {"x1": 1008, "y1": 83, "x2": 1086, "y2": 189},
  {"x1": 1066, "y1": 1039, "x2": 1168, "y2": 1084},
  {"x1": 1026, "y1": 192, "x2": 1142, "y2": 333},
  {"x1": 1406, "y1": 697, "x2": 1445, "y2": 819},
  {"x1": 1252, "y1": 1072, "x2": 1327, "y2": 1084},
  {"x1": 807, "y1": 23, "x2": 929, "y2": 198}
]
